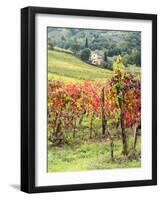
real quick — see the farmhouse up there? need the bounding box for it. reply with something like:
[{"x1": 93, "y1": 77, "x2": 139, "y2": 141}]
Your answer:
[{"x1": 89, "y1": 51, "x2": 103, "y2": 66}]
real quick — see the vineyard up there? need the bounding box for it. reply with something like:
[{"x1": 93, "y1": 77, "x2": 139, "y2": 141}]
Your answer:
[{"x1": 48, "y1": 51, "x2": 141, "y2": 172}]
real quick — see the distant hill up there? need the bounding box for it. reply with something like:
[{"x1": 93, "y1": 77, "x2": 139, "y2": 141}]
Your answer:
[{"x1": 48, "y1": 27, "x2": 141, "y2": 66}]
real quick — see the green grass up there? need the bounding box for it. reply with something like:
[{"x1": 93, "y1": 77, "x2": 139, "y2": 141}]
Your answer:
[
  {"x1": 48, "y1": 136, "x2": 141, "y2": 172},
  {"x1": 126, "y1": 64, "x2": 141, "y2": 75},
  {"x1": 48, "y1": 50, "x2": 113, "y2": 83}
]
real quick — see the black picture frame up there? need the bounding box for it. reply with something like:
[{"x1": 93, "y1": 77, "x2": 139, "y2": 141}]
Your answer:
[{"x1": 21, "y1": 6, "x2": 157, "y2": 193}]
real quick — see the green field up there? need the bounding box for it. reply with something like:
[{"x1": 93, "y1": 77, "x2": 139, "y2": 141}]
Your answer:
[
  {"x1": 48, "y1": 50, "x2": 113, "y2": 83},
  {"x1": 48, "y1": 135, "x2": 141, "y2": 172},
  {"x1": 48, "y1": 50, "x2": 140, "y2": 83}
]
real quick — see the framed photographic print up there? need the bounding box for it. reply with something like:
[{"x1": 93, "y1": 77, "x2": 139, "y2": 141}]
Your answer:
[{"x1": 21, "y1": 6, "x2": 157, "y2": 193}]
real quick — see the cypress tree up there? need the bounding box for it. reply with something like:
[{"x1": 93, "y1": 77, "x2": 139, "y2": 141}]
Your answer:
[
  {"x1": 104, "y1": 51, "x2": 107, "y2": 62},
  {"x1": 85, "y1": 37, "x2": 88, "y2": 48}
]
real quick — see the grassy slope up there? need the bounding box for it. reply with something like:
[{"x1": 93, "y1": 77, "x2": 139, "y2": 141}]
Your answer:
[
  {"x1": 48, "y1": 136, "x2": 141, "y2": 172},
  {"x1": 48, "y1": 50, "x2": 113, "y2": 83}
]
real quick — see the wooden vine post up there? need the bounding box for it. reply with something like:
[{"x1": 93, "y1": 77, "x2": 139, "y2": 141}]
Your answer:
[{"x1": 101, "y1": 87, "x2": 107, "y2": 135}]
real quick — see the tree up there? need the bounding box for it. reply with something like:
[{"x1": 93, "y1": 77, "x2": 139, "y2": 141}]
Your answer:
[
  {"x1": 108, "y1": 56, "x2": 141, "y2": 155},
  {"x1": 135, "y1": 50, "x2": 141, "y2": 66},
  {"x1": 80, "y1": 48, "x2": 91, "y2": 61},
  {"x1": 70, "y1": 42, "x2": 81, "y2": 53},
  {"x1": 108, "y1": 49, "x2": 115, "y2": 57},
  {"x1": 113, "y1": 47, "x2": 121, "y2": 55},
  {"x1": 104, "y1": 51, "x2": 107, "y2": 62},
  {"x1": 113, "y1": 55, "x2": 125, "y2": 71},
  {"x1": 48, "y1": 38, "x2": 55, "y2": 50},
  {"x1": 123, "y1": 53, "x2": 131, "y2": 67},
  {"x1": 85, "y1": 37, "x2": 88, "y2": 48},
  {"x1": 130, "y1": 48, "x2": 138, "y2": 65}
]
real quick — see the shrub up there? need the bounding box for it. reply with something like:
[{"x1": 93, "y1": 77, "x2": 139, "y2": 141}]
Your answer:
[{"x1": 80, "y1": 48, "x2": 91, "y2": 61}]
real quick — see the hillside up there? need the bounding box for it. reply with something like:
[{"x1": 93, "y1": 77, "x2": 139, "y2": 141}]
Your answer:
[
  {"x1": 48, "y1": 27, "x2": 141, "y2": 67},
  {"x1": 48, "y1": 50, "x2": 113, "y2": 83}
]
